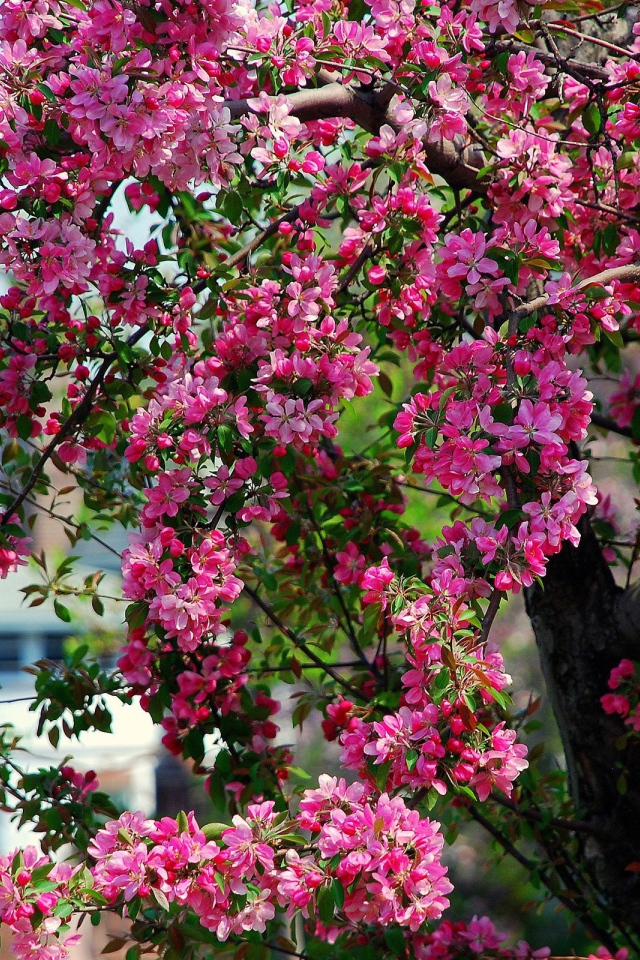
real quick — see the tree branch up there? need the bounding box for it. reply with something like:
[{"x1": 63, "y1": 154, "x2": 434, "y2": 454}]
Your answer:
[
  {"x1": 590, "y1": 411, "x2": 634, "y2": 438},
  {"x1": 225, "y1": 81, "x2": 487, "y2": 193},
  {"x1": 466, "y1": 804, "x2": 619, "y2": 951},
  {"x1": 513, "y1": 262, "x2": 640, "y2": 321},
  {"x1": 490, "y1": 40, "x2": 609, "y2": 81}
]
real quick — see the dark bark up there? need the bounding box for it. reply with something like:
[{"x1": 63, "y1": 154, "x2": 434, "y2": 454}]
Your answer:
[{"x1": 525, "y1": 514, "x2": 640, "y2": 931}]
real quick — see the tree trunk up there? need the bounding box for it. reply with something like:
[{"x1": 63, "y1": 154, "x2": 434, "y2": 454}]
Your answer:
[{"x1": 525, "y1": 514, "x2": 640, "y2": 931}]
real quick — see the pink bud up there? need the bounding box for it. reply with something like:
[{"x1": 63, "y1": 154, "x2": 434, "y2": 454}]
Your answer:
[{"x1": 368, "y1": 266, "x2": 387, "y2": 285}]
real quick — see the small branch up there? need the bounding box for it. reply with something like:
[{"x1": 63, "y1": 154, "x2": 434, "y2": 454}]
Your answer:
[
  {"x1": 306, "y1": 510, "x2": 380, "y2": 679},
  {"x1": 395, "y1": 480, "x2": 494, "y2": 519},
  {"x1": 490, "y1": 792, "x2": 601, "y2": 835},
  {"x1": 225, "y1": 81, "x2": 487, "y2": 193},
  {"x1": 513, "y1": 263, "x2": 640, "y2": 321},
  {"x1": 0, "y1": 481, "x2": 122, "y2": 559},
  {"x1": 547, "y1": 23, "x2": 639, "y2": 62},
  {"x1": 194, "y1": 207, "x2": 304, "y2": 291},
  {"x1": 249, "y1": 661, "x2": 363, "y2": 674},
  {"x1": 467, "y1": 805, "x2": 619, "y2": 952},
  {"x1": 549, "y1": 1, "x2": 628, "y2": 23},
  {"x1": 1, "y1": 326, "x2": 149, "y2": 526},
  {"x1": 466, "y1": 803, "x2": 535, "y2": 872},
  {"x1": 574, "y1": 198, "x2": 640, "y2": 226},
  {"x1": 490, "y1": 40, "x2": 609, "y2": 81},
  {"x1": 336, "y1": 243, "x2": 374, "y2": 295},
  {"x1": 242, "y1": 582, "x2": 363, "y2": 700},
  {"x1": 590, "y1": 411, "x2": 633, "y2": 439},
  {"x1": 479, "y1": 588, "x2": 502, "y2": 644}
]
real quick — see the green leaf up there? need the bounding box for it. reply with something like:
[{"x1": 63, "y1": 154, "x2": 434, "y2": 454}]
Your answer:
[
  {"x1": 293, "y1": 378, "x2": 313, "y2": 397},
  {"x1": 217, "y1": 423, "x2": 233, "y2": 455},
  {"x1": 495, "y1": 509, "x2": 525, "y2": 530},
  {"x1": 260, "y1": 570, "x2": 276, "y2": 590},
  {"x1": 384, "y1": 928, "x2": 406, "y2": 957},
  {"x1": 31, "y1": 381, "x2": 52, "y2": 403},
  {"x1": 151, "y1": 886, "x2": 170, "y2": 911},
  {"x1": 406, "y1": 749, "x2": 419, "y2": 772},
  {"x1": 603, "y1": 327, "x2": 624, "y2": 348},
  {"x1": 424, "y1": 426, "x2": 438, "y2": 449},
  {"x1": 494, "y1": 51, "x2": 509, "y2": 75},
  {"x1": 361, "y1": 602, "x2": 381, "y2": 643},
  {"x1": 583, "y1": 101, "x2": 602, "y2": 135},
  {"x1": 36, "y1": 83, "x2": 57, "y2": 103},
  {"x1": 16, "y1": 415, "x2": 33, "y2": 441},
  {"x1": 603, "y1": 223, "x2": 619, "y2": 256},
  {"x1": 331, "y1": 877, "x2": 345, "y2": 910},
  {"x1": 246, "y1": 945, "x2": 268, "y2": 960},
  {"x1": 201, "y1": 822, "x2": 229, "y2": 840},
  {"x1": 378, "y1": 371, "x2": 393, "y2": 398},
  {"x1": 317, "y1": 885, "x2": 335, "y2": 924},
  {"x1": 53, "y1": 600, "x2": 72, "y2": 623},
  {"x1": 102, "y1": 938, "x2": 129, "y2": 954},
  {"x1": 223, "y1": 192, "x2": 244, "y2": 223}
]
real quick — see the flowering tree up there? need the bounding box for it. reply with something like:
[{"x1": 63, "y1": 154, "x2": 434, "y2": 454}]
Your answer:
[{"x1": 2, "y1": 0, "x2": 640, "y2": 957}]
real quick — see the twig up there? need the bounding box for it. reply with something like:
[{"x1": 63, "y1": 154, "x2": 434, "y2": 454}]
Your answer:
[
  {"x1": 466, "y1": 805, "x2": 619, "y2": 952},
  {"x1": 242, "y1": 583, "x2": 363, "y2": 699},
  {"x1": 194, "y1": 206, "x2": 304, "y2": 292},
  {"x1": 547, "y1": 23, "x2": 639, "y2": 62},
  {"x1": 1, "y1": 326, "x2": 149, "y2": 526},
  {"x1": 305, "y1": 510, "x2": 379, "y2": 678},
  {"x1": 479, "y1": 588, "x2": 502, "y2": 644},
  {"x1": 396, "y1": 480, "x2": 494, "y2": 519},
  {"x1": 490, "y1": 792, "x2": 600, "y2": 835},
  {"x1": 590, "y1": 411, "x2": 634, "y2": 439},
  {"x1": 336, "y1": 244, "x2": 374, "y2": 295},
  {"x1": 574, "y1": 198, "x2": 640, "y2": 226},
  {"x1": 0, "y1": 481, "x2": 122, "y2": 559}
]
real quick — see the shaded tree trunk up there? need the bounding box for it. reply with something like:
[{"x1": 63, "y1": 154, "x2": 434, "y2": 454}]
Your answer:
[{"x1": 525, "y1": 514, "x2": 640, "y2": 932}]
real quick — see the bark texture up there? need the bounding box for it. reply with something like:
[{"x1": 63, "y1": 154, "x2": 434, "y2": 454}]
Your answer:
[{"x1": 525, "y1": 514, "x2": 640, "y2": 930}]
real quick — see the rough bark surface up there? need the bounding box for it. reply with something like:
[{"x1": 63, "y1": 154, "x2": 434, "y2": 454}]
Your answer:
[{"x1": 525, "y1": 515, "x2": 640, "y2": 929}]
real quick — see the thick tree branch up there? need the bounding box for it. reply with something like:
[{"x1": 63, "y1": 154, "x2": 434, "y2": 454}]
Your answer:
[
  {"x1": 466, "y1": 804, "x2": 619, "y2": 950},
  {"x1": 615, "y1": 578, "x2": 640, "y2": 647},
  {"x1": 225, "y1": 81, "x2": 487, "y2": 193}
]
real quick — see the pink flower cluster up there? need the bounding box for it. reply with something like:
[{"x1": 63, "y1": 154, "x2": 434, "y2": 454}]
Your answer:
[
  {"x1": 601, "y1": 659, "x2": 640, "y2": 734},
  {"x1": 0, "y1": 846, "x2": 82, "y2": 960},
  {"x1": 3, "y1": 1, "x2": 640, "y2": 956},
  {"x1": 610, "y1": 370, "x2": 640, "y2": 430},
  {"x1": 1, "y1": 787, "x2": 452, "y2": 957},
  {"x1": 0, "y1": 511, "x2": 31, "y2": 578},
  {"x1": 297, "y1": 776, "x2": 452, "y2": 929},
  {"x1": 338, "y1": 581, "x2": 528, "y2": 803},
  {"x1": 394, "y1": 329, "x2": 596, "y2": 593},
  {"x1": 414, "y1": 915, "x2": 551, "y2": 960}
]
